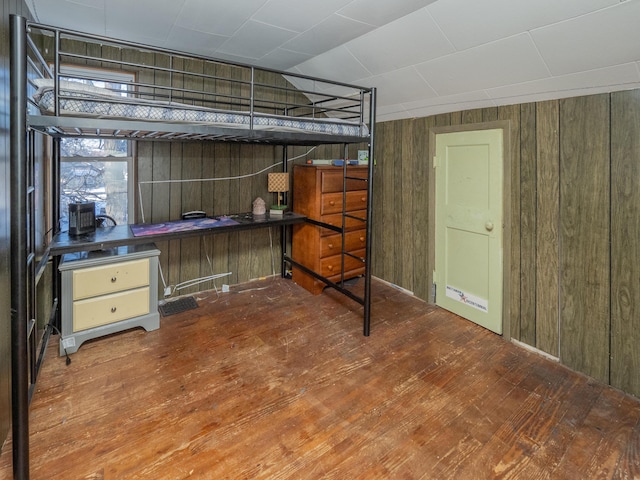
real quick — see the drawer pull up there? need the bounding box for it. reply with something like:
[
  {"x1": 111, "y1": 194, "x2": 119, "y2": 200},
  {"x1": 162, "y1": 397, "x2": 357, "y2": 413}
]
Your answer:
[
  {"x1": 360, "y1": 236, "x2": 365, "y2": 242},
  {"x1": 111, "y1": 276, "x2": 117, "y2": 283},
  {"x1": 361, "y1": 197, "x2": 366, "y2": 202},
  {"x1": 327, "y1": 265, "x2": 334, "y2": 271},
  {"x1": 329, "y1": 200, "x2": 336, "y2": 206},
  {"x1": 328, "y1": 243, "x2": 334, "y2": 249},
  {"x1": 111, "y1": 307, "x2": 117, "y2": 313}
]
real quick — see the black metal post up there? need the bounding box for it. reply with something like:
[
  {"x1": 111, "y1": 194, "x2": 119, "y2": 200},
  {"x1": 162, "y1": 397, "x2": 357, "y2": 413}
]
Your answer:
[
  {"x1": 280, "y1": 146, "x2": 288, "y2": 277},
  {"x1": 10, "y1": 13, "x2": 31, "y2": 480},
  {"x1": 363, "y1": 88, "x2": 376, "y2": 336}
]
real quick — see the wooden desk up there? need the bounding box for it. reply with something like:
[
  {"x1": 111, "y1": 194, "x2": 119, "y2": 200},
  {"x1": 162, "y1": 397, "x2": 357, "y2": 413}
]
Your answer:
[{"x1": 50, "y1": 211, "x2": 306, "y2": 255}]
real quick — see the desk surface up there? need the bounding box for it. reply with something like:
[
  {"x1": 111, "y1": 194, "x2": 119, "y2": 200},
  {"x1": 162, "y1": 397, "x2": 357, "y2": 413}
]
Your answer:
[{"x1": 50, "y1": 211, "x2": 306, "y2": 255}]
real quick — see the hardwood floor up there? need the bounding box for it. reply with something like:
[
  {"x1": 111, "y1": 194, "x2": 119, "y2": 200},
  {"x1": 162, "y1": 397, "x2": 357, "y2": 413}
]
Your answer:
[{"x1": 1, "y1": 277, "x2": 639, "y2": 479}]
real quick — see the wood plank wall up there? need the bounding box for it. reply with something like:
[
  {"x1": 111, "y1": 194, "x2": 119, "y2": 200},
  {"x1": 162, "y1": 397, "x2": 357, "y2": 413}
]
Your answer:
[{"x1": 371, "y1": 90, "x2": 640, "y2": 398}]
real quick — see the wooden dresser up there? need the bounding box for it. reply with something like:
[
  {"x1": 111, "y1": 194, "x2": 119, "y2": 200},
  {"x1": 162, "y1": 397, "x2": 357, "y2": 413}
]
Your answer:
[
  {"x1": 59, "y1": 243, "x2": 160, "y2": 355},
  {"x1": 292, "y1": 164, "x2": 368, "y2": 294}
]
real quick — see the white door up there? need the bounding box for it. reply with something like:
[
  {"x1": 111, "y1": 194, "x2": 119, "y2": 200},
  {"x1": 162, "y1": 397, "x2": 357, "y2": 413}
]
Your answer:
[{"x1": 434, "y1": 129, "x2": 503, "y2": 334}]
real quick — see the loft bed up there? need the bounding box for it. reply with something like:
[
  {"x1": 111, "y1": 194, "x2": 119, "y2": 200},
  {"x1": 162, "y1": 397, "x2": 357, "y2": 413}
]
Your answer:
[
  {"x1": 24, "y1": 25, "x2": 370, "y2": 146},
  {"x1": 10, "y1": 14, "x2": 375, "y2": 478}
]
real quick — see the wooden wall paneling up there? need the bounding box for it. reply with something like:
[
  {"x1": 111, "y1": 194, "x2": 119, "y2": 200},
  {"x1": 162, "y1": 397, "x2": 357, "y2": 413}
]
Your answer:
[
  {"x1": 519, "y1": 103, "x2": 537, "y2": 346},
  {"x1": 380, "y1": 122, "x2": 397, "y2": 282},
  {"x1": 184, "y1": 59, "x2": 209, "y2": 293},
  {"x1": 167, "y1": 141, "x2": 183, "y2": 294},
  {"x1": 559, "y1": 94, "x2": 610, "y2": 383},
  {"x1": 535, "y1": 100, "x2": 560, "y2": 357},
  {"x1": 370, "y1": 122, "x2": 386, "y2": 277},
  {"x1": 449, "y1": 111, "x2": 463, "y2": 126},
  {"x1": 434, "y1": 113, "x2": 452, "y2": 128},
  {"x1": 462, "y1": 108, "x2": 483, "y2": 124},
  {"x1": 212, "y1": 142, "x2": 232, "y2": 283},
  {"x1": 411, "y1": 117, "x2": 431, "y2": 301},
  {"x1": 395, "y1": 120, "x2": 411, "y2": 288},
  {"x1": 498, "y1": 104, "x2": 522, "y2": 340},
  {"x1": 610, "y1": 90, "x2": 640, "y2": 397},
  {"x1": 251, "y1": 145, "x2": 275, "y2": 278},
  {"x1": 226, "y1": 145, "x2": 241, "y2": 285},
  {"x1": 235, "y1": 146, "x2": 254, "y2": 282},
  {"x1": 180, "y1": 140, "x2": 204, "y2": 294},
  {"x1": 253, "y1": 69, "x2": 279, "y2": 278},
  {"x1": 483, "y1": 107, "x2": 499, "y2": 123}
]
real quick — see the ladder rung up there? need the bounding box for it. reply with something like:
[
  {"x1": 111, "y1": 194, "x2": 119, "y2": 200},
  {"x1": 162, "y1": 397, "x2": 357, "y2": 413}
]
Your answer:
[
  {"x1": 344, "y1": 213, "x2": 366, "y2": 223},
  {"x1": 343, "y1": 251, "x2": 365, "y2": 263}
]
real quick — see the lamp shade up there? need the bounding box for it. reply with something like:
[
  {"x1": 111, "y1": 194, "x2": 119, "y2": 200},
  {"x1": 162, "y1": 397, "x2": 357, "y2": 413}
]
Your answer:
[{"x1": 268, "y1": 172, "x2": 289, "y2": 192}]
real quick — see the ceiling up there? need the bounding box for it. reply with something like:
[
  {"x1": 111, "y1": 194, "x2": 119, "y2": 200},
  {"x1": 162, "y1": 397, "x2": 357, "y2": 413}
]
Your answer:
[{"x1": 26, "y1": 0, "x2": 640, "y2": 122}]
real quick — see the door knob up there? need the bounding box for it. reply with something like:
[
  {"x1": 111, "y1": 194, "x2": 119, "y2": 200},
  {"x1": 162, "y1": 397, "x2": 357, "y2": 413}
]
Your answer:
[{"x1": 485, "y1": 221, "x2": 494, "y2": 231}]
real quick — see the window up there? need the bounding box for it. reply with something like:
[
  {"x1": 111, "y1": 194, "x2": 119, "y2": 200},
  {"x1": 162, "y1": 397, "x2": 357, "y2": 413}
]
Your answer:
[{"x1": 59, "y1": 66, "x2": 135, "y2": 230}]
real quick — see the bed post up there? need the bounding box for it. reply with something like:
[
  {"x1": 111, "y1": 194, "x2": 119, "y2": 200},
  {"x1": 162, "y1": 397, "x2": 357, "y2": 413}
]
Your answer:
[
  {"x1": 280, "y1": 145, "x2": 289, "y2": 278},
  {"x1": 10, "y1": 13, "x2": 31, "y2": 480},
  {"x1": 363, "y1": 87, "x2": 376, "y2": 336}
]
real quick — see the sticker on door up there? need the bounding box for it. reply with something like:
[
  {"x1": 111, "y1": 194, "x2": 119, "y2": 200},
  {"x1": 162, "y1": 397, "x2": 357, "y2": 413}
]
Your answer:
[{"x1": 445, "y1": 285, "x2": 488, "y2": 313}]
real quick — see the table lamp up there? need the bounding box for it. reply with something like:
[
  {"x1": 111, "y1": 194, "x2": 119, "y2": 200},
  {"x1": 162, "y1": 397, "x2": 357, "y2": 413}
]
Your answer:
[{"x1": 268, "y1": 172, "x2": 289, "y2": 216}]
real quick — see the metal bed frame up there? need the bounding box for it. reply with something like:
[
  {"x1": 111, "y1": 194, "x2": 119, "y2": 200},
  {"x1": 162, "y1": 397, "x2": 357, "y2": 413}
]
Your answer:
[{"x1": 10, "y1": 14, "x2": 375, "y2": 479}]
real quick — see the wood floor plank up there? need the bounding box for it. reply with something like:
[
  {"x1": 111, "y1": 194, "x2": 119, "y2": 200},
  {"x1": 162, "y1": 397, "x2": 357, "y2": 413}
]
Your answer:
[{"x1": 1, "y1": 278, "x2": 639, "y2": 479}]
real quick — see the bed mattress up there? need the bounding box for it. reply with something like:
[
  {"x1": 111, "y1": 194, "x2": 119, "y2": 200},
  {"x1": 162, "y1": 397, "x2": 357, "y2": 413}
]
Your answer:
[{"x1": 32, "y1": 80, "x2": 368, "y2": 138}]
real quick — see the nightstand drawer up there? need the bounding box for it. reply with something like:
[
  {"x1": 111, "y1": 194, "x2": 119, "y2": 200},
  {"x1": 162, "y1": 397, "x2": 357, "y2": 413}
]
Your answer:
[
  {"x1": 73, "y1": 287, "x2": 151, "y2": 332},
  {"x1": 321, "y1": 230, "x2": 366, "y2": 258},
  {"x1": 72, "y1": 258, "x2": 150, "y2": 300},
  {"x1": 321, "y1": 191, "x2": 368, "y2": 215},
  {"x1": 320, "y1": 249, "x2": 366, "y2": 277}
]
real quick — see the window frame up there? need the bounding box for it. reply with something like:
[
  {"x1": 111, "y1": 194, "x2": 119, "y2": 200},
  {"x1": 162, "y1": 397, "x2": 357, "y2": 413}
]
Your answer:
[{"x1": 57, "y1": 64, "x2": 136, "y2": 227}]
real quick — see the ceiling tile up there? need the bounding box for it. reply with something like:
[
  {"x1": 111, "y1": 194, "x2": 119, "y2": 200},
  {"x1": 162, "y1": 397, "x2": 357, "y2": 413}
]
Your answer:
[
  {"x1": 175, "y1": 0, "x2": 267, "y2": 37},
  {"x1": 366, "y1": 67, "x2": 437, "y2": 106},
  {"x1": 531, "y1": 2, "x2": 640, "y2": 76},
  {"x1": 252, "y1": 0, "x2": 350, "y2": 32},
  {"x1": 346, "y1": 8, "x2": 454, "y2": 76},
  {"x1": 165, "y1": 26, "x2": 228, "y2": 58},
  {"x1": 28, "y1": 0, "x2": 105, "y2": 33},
  {"x1": 427, "y1": 0, "x2": 619, "y2": 51},
  {"x1": 291, "y1": 46, "x2": 371, "y2": 84},
  {"x1": 105, "y1": 0, "x2": 185, "y2": 43},
  {"x1": 338, "y1": 0, "x2": 438, "y2": 27},
  {"x1": 281, "y1": 13, "x2": 374, "y2": 56},
  {"x1": 416, "y1": 33, "x2": 550, "y2": 96},
  {"x1": 256, "y1": 49, "x2": 314, "y2": 71},
  {"x1": 217, "y1": 20, "x2": 297, "y2": 60}
]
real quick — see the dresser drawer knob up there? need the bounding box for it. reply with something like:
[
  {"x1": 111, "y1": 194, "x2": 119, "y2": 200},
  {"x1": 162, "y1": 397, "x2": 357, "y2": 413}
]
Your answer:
[
  {"x1": 328, "y1": 243, "x2": 334, "y2": 249},
  {"x1": 329, "y1": 200, "x2": 335, "y2": 206},
  {"x1": 360, "y1": 236, "x2": 365, "y2": 242},
  {"x1": 111, "y1": 276, "x2": 117, "y2": 283},
  {"x1": 361, "y1": 197, "x2": 366, "y2": 202},
  {"x1": 111, "y1": 307, "x2": 117, "y2": 313},
  {"x1": 327, "y1": 265, "x2": 334, "y2": 271}
]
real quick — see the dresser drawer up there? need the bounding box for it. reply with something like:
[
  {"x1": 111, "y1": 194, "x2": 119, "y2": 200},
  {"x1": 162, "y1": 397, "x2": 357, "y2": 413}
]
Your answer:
[
  {"x1": 321, "y1": 169, "x2": 368, "y2": 193},
  {"x1": 320, "y1": 210, "x2": 366, "y2": 235},
  {"x1": 320, "y1": 249, "x2": 366, "y2": 278},
  {"x1": 72, "y1": 258, "x2": 150, "y2": 300},
  {"x1": 73, "y1": 287, "x2": 151, "y2": 332},
  {"x1": 321, "y1": 191, "x2": 368, "y2": 215},
  {"x1": 321, "y1": 230, "x2": 367, "y2": 258}
]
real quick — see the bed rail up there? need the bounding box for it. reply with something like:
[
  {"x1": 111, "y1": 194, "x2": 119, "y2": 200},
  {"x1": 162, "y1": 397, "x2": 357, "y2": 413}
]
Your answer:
[{"x1": 24, "y1": 21, "x2": 373, "y2": 146}]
